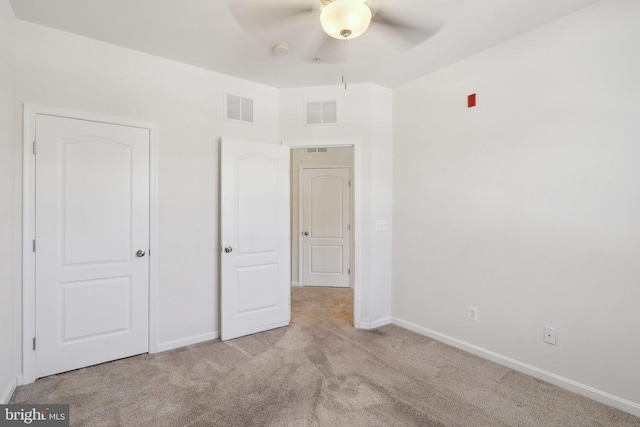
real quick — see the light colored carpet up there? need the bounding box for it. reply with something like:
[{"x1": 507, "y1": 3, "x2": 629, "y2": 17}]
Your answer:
[{"x1": 11, "y1": 287, "x2": 640, "y2": 426}]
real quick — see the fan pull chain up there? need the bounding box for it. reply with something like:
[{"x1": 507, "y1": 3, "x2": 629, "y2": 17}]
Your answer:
[{"x1": 341, "y1": 37, "x2": 348, "y2": 90}]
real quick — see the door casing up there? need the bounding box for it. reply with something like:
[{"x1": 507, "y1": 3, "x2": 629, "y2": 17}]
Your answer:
[{"x1": 21, "y1": 104, "x2": 159, "y2": 385}]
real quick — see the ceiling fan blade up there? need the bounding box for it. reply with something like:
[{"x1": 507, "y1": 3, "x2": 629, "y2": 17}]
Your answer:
[
  {"x1": 371, "y1": 10, "x2": 442, "y2": 48},
  {"x1": 228, "y1": 2, "x2": 316, "y2": 33}
]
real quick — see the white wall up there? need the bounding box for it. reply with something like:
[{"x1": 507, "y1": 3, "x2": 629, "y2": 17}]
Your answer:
[
  {"x1": 0, "y1": 0, "x2": 16, "y2": 404},
  {"x1": 369, "y1": 87, "x2": 393, "y2": 323},
  {"x1": 392, "y1": 0, "x2": 640, "y2": 415},
  {"x1": 15, "y1": 21, "x2": 280, "y2": 353},
  {"x1": 280, "y1": 84, "x2": 393, "y2": 326},
  {"x1": 291, "y1": 147, "x2": 354, "y2": 285}
]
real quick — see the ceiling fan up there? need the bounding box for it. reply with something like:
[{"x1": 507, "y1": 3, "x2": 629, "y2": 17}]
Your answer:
[{"x1": 227, "y1": 0, "x2": 444, "y2": 63}]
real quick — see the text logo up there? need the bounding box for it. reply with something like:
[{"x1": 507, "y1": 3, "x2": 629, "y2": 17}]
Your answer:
[{"x1": 1, "y1": 405, "x2": 69, "y2": 427}]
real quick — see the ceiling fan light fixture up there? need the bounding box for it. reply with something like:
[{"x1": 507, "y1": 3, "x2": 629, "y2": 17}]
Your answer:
[{"x1": 320, "y1": 0, "x2": 372, "y2": 40}]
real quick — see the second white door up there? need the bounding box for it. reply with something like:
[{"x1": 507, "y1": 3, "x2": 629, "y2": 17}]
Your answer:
[
  {"x1": 35, "y1": 114, "x2": 150, "y2": 378},
  {"x1": 301, "y1": 167, "x2": 351, "y2": 287},
  {"x1": 220, "y1": 139, "x2": 291, "y2": 341}
]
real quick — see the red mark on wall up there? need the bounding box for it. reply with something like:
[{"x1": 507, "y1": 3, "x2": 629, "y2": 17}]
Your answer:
[{"x1": 468, "y1": 93, "x2": 476, "y2": 108}]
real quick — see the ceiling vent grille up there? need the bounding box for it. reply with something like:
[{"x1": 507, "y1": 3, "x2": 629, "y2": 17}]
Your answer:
[
  {"x1": 306, "y1": 147, "x2": 328, "y2": 154},
  {"x1": 305, "y1": 100, "x2": 337, "y2": 126},
  {"x1": 226, "y1": 94, "x2": 254, "y2": 123}
]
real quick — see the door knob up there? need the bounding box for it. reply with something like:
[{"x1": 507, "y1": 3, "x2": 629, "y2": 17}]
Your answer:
[
  {"x1": 303, "y1": 231, "x2": 309, "y2": 236},
  {"x1": 136, "y1": 250, "x2": 146, "y2": 257},
  {"x1": 224, "y1": 246, "x2": 233, "y2": 253}
]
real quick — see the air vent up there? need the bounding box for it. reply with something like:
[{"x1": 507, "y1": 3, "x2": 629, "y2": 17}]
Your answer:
[
  {"x1": 305, "y1": 147, "x2": 329, "y2": 154},
  {"x1": 305, "y1": 100, "x2": 337, "y2": 126},
  {"x1": 226, "y1": 94, "x2": 254, "y2": 123}
]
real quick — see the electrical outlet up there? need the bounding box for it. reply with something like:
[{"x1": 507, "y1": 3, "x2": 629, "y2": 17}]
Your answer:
[
  {"x1": 468, "y1": 306, "x2": 478, "y2": 322},
  {"x1": 544, "y1": 326, "x2": 556, "y2": 345}
]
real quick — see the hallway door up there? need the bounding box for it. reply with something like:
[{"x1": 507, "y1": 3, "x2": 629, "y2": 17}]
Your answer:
[{"x1": 301, "y1": 167, "x2": 351, "y2": 287}]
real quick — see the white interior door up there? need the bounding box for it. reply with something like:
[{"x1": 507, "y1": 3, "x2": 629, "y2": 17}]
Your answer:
[
  {"x1": 220, "y1": 138, "x2": 290, "y2": 341},
  {"x1": 301, "y1": 167, "x2": 351, "y2": 287},
  {"x1": 35, "y1": 114, "x2": 150, "y2": 378}
]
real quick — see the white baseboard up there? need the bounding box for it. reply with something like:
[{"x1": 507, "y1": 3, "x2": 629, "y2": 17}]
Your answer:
[
  {"x1": 155, "y1": 331, "x2": 220, "y2": 353},
  {"x1": 1, "y1": 376, "x2": 17, "y2": 404},
  {"x1": 392, "y1": 317, "x2": 640, "y2": 418},
  {"x1": 291, "y1": 281, "x2": 300, "y2": 287},
  {"x1": 357, "y1": 316, "x2": 392, "y2": 330}
]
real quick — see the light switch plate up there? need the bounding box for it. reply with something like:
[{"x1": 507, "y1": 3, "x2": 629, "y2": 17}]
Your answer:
[{"x1": 375, "y1": 220, "x2": 387, "y2": 231}]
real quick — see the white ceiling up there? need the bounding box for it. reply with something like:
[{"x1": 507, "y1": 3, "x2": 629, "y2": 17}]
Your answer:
[{"x1": 9, "y1": 0, "x2": 600, "y2": 89}]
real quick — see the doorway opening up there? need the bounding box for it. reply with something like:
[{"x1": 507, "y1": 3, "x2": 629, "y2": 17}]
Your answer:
[{"x1": 290, "y1": 146, "x2": 355, "y2": 322}]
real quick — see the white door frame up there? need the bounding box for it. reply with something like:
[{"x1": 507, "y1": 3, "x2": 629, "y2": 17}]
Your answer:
[
  {"x1": 298, "y1": 164, "x2": 353, "y2": 288},
  {"x1": 21, "y1": 104, "x2": 159, "y2": 385},
  {"x1": 283, "y1": 139, "x2": 362, "y2": 328}
]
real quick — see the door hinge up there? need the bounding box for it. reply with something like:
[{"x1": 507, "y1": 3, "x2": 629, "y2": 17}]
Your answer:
[
  {"x1": 33, "y1": 337, "x2": 36, "y2": 350},
  {"x1": 348, "y1": 180, "x2": 351, "y2": 187},
  {"x1": 347, "y1": 224, "x2": 350, "y2": 231},
  {"x1": 32, "y1": 239, "x2": 36, "y2": 252},
  {"x1": 348, "y1": 268, "x2": 351, "y2": 274},
  {"x1": 33, "y1": 141, "x2": 36, "y2": 155}
]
